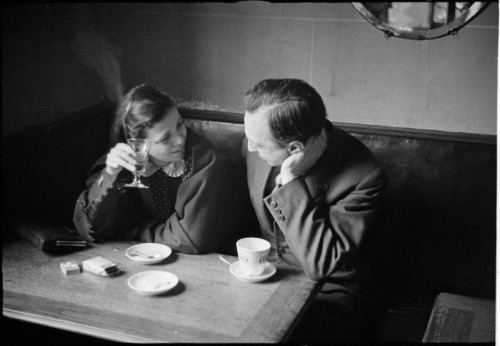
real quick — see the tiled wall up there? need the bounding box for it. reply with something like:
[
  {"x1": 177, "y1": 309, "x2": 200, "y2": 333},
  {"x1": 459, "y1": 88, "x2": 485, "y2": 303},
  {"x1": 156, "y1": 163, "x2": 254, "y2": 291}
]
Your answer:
[{"x1": 2, "y1": 2, "x2": 498, "y2": 136}]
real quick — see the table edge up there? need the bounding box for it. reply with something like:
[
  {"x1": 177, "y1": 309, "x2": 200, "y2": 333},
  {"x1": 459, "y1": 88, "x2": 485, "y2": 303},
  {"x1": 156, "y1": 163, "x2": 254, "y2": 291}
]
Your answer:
[{"x1": 3, "y1": 308, "x2": 157, "y2": 343}]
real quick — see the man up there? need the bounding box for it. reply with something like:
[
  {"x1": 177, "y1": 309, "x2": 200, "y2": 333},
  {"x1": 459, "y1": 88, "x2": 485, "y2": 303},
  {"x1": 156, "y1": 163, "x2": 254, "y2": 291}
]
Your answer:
[{"x1": 242, "y1": 78, "x2": 388, "y2": 341}]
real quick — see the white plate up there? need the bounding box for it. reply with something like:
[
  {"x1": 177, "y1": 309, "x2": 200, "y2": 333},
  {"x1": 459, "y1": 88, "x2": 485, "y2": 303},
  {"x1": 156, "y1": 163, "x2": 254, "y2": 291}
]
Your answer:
[
  {"x1": 125, "y1": 243, "x2": 172, "y2": 264},
  {"x1": 128, "y1": 270, "x2": 179, "y2": 296},
  {"x1": 229, "y1": 261, "x2": 277, "y2": 283}
]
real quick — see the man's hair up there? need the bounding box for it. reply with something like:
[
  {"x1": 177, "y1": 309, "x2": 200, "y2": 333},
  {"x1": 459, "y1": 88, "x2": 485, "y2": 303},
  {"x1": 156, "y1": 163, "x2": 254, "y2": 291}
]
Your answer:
[{"x1": 244, "y1": 78, "x2": 327, "y2": 145}]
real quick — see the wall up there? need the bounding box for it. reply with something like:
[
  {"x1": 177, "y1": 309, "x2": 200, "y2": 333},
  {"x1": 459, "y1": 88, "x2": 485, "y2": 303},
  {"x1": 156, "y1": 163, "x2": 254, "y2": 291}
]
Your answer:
[
  {"x1": 2, "y1": 2, "x2": 498, "y2": 136},
  {"x1": 2, "y1": 4, "x2": 106, "y2": 135}
]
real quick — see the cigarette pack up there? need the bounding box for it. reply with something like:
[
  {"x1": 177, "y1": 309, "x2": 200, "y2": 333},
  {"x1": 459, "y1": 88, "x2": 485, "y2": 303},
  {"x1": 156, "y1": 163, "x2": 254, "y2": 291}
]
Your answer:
[
  {"x1": 60, "y1": 261, "x2": 81, "y2": 275},
  {"x1": 82, "y1": 256, "x2": 122, "y2": 277}
]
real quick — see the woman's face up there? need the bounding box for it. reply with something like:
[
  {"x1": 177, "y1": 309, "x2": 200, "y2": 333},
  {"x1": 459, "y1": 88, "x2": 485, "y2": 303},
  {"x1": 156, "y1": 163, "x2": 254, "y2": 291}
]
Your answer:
[{"x1": 144, "y1": 107, "x2": 187, "y2": 166}]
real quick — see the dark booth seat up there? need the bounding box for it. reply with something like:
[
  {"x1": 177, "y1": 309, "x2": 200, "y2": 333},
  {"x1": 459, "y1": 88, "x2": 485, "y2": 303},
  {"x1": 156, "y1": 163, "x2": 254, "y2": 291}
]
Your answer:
[{"x1": 2, "y1": 102, "x2": 496, "y2": 342}]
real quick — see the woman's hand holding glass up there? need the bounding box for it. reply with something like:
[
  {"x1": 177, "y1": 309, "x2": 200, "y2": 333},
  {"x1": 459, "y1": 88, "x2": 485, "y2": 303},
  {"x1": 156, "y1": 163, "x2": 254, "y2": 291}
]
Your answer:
[{"x1": 105, "y1": 139, "x2": 150, "y2": 188}]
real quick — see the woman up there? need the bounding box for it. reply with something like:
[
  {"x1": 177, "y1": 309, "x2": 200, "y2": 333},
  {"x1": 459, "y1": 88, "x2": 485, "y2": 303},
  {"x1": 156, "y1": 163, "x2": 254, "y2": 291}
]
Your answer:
[{"x1": 74, "y1": 85, "x2": 238, "y2": 254}]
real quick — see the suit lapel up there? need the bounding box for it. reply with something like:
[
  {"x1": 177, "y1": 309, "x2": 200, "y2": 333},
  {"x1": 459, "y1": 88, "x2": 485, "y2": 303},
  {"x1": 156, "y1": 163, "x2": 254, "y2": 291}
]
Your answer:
[
  {"x1": 304, "y1": 168, "x2": 329, "y2": 199},
  {"x1": 248, "y1": 152, "x2": 274, "y2": 231},
  {"x1": 254, "y1": 155, "x2": 273, "y2": 201},
  {"x1": 304, "y1": 123, "x2": 346, "y2": 199}
]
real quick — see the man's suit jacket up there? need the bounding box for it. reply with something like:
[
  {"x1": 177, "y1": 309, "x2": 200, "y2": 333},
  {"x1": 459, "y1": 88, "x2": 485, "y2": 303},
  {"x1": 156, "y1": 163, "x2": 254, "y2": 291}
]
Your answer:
[{"x1": 244, "y1": 121, "x2": 388, "y2": 293}]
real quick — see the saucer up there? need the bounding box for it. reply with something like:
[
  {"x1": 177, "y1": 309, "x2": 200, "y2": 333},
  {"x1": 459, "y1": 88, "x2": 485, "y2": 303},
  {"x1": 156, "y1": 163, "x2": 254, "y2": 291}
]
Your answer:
[
  {"x1": 125, "y1": 243, "x2": 172, "y2": 264},
  {"x1": 229, "y1": 261, "x2": 277, "y2": 283},
  {"x1": 128, "y1": 270, "x2": 178, "y2": 296}
]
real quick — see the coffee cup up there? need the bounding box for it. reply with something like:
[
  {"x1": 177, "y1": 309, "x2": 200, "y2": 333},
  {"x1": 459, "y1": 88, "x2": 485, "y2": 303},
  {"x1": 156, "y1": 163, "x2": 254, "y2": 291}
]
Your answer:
[{"x1": 236, "y1": 237, "x2": 271, "y2": 276}]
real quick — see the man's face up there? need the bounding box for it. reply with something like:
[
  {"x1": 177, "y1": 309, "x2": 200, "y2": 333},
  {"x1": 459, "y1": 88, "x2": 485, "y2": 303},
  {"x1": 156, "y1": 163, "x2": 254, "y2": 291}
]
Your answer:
[{"x1": 244, "y1": 107, "x2": 289, "y2": 167}]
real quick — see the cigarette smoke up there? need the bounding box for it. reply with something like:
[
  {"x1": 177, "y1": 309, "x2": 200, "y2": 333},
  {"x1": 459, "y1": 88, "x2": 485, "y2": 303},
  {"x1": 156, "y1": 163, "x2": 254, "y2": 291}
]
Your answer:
[{"x1": 73, "y1": 4, "x2": 123, "y2": 102}]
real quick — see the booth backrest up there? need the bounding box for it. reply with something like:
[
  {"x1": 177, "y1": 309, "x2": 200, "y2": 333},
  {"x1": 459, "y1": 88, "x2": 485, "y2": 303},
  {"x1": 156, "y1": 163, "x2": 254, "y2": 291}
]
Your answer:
[
  {"x1": 3, "y1": 103, "x2": 113, "y2": 228},
  {"x1": 181, "y1": 109, "x2": 496, "y2": 301},
  {"x1": 3, "y1": 103, "x2": 496, "y2": 301}
]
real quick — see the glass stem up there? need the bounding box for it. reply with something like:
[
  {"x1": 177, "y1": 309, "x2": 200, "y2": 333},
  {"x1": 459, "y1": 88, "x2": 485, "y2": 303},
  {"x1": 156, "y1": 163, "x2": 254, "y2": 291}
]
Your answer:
[{"x1": 132, "y1": 173, "x2": 141, "y2": 184}]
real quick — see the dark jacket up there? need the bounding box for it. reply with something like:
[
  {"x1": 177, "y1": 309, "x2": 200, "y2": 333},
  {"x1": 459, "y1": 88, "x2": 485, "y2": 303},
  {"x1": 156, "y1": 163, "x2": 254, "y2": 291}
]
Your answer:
[
  {"x1": 74, "y1": 129, "x2": 239, "y2": 254},
  {"x1": 244, "y1": 121, "x2": 388, "y2": 292}
]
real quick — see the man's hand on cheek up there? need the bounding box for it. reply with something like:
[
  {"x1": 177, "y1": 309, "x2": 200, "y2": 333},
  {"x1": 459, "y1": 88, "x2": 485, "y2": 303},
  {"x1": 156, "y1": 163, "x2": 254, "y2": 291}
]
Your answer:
[
  {"x1": 280, "y1": 151, "x2": 304, "y2": 185},
  {"x1": 280, "y1": 132, "x2": 327, "y2": 186}
]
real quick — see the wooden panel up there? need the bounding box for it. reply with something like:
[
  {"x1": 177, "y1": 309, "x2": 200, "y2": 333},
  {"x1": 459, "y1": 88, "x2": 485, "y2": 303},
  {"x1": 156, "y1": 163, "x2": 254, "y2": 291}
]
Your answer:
[{"x1": 423, "y1": 293, "x2": 495, "y2": 342}]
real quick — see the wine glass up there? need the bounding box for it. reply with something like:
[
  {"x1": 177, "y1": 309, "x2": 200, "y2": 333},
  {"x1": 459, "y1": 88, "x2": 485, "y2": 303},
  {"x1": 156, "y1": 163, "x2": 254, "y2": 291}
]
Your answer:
[{"x1": 124, "y1": 138, "x2": 150, "y2": 189}]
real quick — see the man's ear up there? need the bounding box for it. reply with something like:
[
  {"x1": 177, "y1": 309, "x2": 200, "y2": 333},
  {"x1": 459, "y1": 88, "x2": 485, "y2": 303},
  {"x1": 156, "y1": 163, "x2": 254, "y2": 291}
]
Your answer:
[{"x1": 287, "y1": 140, "x2": 304, "y2": 154}]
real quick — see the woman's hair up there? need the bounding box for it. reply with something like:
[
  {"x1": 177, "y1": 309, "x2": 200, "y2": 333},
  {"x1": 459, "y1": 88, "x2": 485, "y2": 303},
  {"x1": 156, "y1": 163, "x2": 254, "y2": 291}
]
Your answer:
[
  {"x1": 110, "y1": 84, "x2": 176, "y2": 144},
  {"x1": 244, "y1": 79, "x2": 327, "y2": 146}
]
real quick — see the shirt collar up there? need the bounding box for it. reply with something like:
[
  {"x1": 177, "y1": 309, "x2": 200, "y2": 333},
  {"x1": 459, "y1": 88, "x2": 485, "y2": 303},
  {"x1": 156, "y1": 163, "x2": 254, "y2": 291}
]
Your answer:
[
  {"x1": 141, "y1": 160, "x2": 163, "y2": 177},
  {"x1": 141, "y1": 149, "x2": 190, "y2": 178},
  {"x1": 142, "y1": 160, "x2": 185, "y2": 177}
]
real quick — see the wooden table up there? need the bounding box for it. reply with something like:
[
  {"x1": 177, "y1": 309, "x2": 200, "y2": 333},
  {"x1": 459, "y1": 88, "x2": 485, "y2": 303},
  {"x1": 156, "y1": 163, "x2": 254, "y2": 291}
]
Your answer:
[{"x1": 3, "y1": 238, "x2": 320, "y2": 343}]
